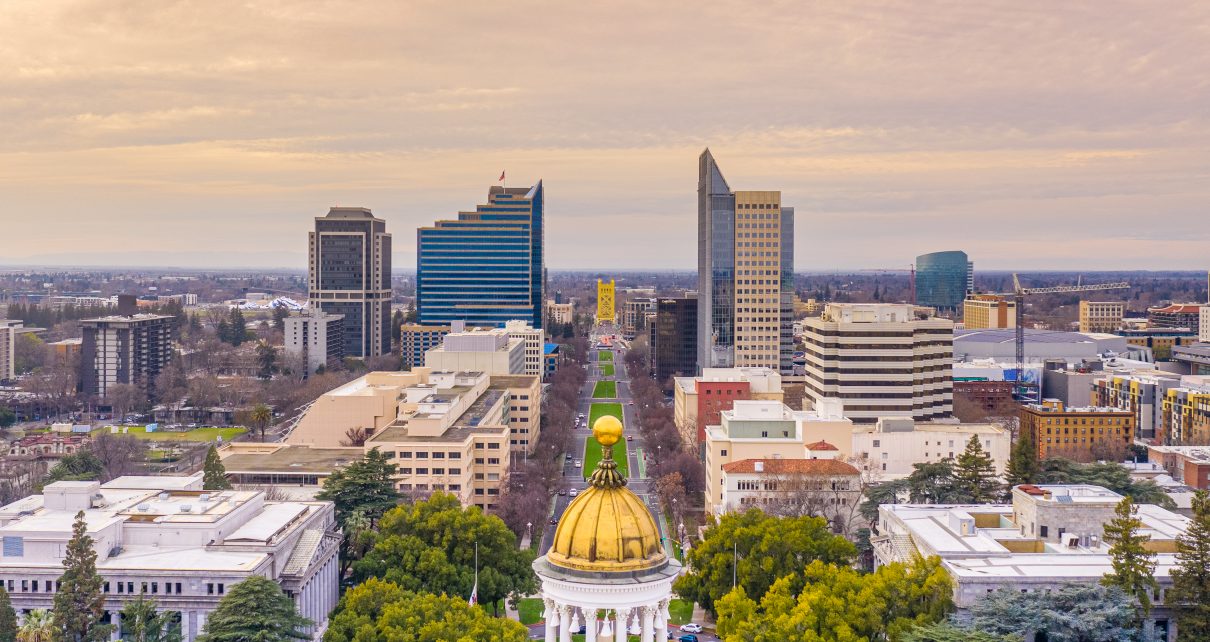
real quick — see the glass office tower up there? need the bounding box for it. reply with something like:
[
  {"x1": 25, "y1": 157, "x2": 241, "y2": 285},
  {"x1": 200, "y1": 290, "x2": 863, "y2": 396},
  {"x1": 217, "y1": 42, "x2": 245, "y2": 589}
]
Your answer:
[
  {"x1": 915, "y1": 250, "x2": 970, "y2": 315},
  {"x1": 417, "y1": 182, "x2": 545, "y2": 328}
]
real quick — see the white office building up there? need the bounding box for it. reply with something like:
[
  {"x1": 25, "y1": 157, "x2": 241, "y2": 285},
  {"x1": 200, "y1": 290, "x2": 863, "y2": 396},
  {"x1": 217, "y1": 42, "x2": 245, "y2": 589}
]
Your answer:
[
  {"x1": 0, "y1": 475, "x2": 339, "y2": 640},
  {"x1": 284, "y1": 309, "x2": 345, "y2": 376},
  {"x1": 504, "y1": 319, "x2": 546, "y2": 379},
  {"x1": 852, "y1": 417, "x2": 1010, "y2": 479},
  {"x1": 425, "y1": 326, "x2": 525, "y2": 375},
  {"x1": 0, "y1": 320, "x2": 20, "y2": 381}
]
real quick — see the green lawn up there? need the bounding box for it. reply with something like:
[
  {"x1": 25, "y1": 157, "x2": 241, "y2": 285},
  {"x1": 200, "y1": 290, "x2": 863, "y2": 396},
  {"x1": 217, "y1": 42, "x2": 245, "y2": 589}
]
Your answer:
[
  {"x1": 668, "y1": 599, "x2": 695, "y2": 626},
  {"x1": 585, "y1": 403, "x2": 627, "y2": 479},
  {"x1": 598, "y1": 350, "x2": 613, "y2": 362},
  {"x1": 517, "y1": 598, "x2": 544, "y2": 625},
  {"x1": 117, "y1": 426, "x2": 247, "y2": 442},
  {"x1": 599, "y1": 363, "x2": 615, "y2": 377},
  {"x1": 592, "y1": 381, "x2": 617, "y2": 398}
]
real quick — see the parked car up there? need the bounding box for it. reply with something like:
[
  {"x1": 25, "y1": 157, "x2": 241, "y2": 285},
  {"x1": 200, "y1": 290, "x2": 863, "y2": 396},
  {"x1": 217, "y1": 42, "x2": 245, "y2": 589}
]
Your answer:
[
  {"x1": 677, "y1": 636, "x2": 699, "y2": 642},
  {"x1": 680, "y1": 624, "x2": 703, "y2": 633}
]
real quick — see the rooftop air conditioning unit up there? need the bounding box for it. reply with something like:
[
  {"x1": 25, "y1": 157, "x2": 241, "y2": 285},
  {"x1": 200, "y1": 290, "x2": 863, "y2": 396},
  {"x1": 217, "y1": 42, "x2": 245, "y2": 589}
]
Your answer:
[{"x1": 179, "y1": 504, "x2": 193, "y2": 513}]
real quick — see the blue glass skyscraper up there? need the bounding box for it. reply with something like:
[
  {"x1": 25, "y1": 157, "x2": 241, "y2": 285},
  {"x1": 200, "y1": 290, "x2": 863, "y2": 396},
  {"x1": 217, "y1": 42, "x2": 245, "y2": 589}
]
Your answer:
[
  {"x1": 915, "y1": 250, "x2": 971, "y2": 314},
  {"x1": 417, "y1": 182, "x2": 545, "y2": 328}
]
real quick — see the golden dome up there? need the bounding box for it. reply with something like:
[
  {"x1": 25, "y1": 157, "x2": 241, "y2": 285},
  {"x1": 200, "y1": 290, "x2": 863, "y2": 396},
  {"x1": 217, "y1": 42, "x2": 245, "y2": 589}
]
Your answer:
[{"x1": 546, "y1": 416, "x2": 667, "y2": 573}]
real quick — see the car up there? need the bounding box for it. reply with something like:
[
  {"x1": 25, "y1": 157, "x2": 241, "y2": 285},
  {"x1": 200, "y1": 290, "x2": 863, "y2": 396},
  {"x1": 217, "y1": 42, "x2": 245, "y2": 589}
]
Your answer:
[
  {"x1": 549, "y1": 518, "x2": 558, "y2": 525},
  {"x1": 677, "y1": 636, "x2": 699, "y2": 642},
  {"x1": 569, "y1": 489, "x2": 579, "y2": 497},
  {"x1": 565, "y1": 454, "x2": 573, "y2": 461},
  {"x1": 575, "y1": 460, "x2": 583, "y2": 468},
  {"x1": 627, "y1": 401, "x2": 635, "y2": 406},
  {"x1": 680, "y1": 624, "x2": 703, "y2": 633},
  {"x1": 558, "y1": 489, "x2": 567, "y2": 496},
  {"x1": 626, "y1": 435, "x2": 633, "y2": 441}
]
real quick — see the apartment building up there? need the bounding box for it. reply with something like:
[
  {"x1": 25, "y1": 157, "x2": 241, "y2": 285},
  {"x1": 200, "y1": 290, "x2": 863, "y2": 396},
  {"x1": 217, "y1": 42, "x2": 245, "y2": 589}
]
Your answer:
[
  {"x1": 962, "y1": 294, "x2": 1015, "y2": 329},
  {"x1": 698, "y1": 150, "x2": 795, "y2": 375},
  {"x1": 1092, "y1": 371, "x2": 1186, "y2": 441},
  {"x1": 0, "y1": 475, "x2": 339, "y2": 641},
  {"x1": 79, "y1": 308, "x2": 175, "y2": 400},
  {"x1": 308, "y1": 207, "x2": 392, "y2": 358},
  {"x1": 802, "y1": 303, "x2": 954, "y2": 424},
  {"x1": 1079, "y1": 301, "x2": 1125, "y2": 334},
  {"x1": 852, "y1": 417, "x2": 1009, "y2": 478},
  {"x1": 0, "y1": 320, "x2": 19, "y2": 381},
  {"x1": 1201, "y1": 306, "x2": 1210, "y2": 343},
  {"x1": 1020, "y1": 400, "x2": 1135, "y2": 462},
  {"x1": 1160, "y1": 381, "x2": 1210, "y2": 445},
  {"x1": 284, "y1": 308, "x2": 345, "y2": 376}
]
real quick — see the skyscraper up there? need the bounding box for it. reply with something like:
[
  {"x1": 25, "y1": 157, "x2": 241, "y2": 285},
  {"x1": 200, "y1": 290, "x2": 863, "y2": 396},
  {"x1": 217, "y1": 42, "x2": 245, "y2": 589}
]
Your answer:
[
  {"x1": 308, "y1": 207, "x2": 392, "y2": 358},
  {"x1": 417, "y1": 182, "x2": 545, "y2": 328},
  {"x1": 697, "y1": 150, "x2": 795, "y2": 375},
  {"x1": 914, "y1": 250, "x2": 970, "y2": 315}
]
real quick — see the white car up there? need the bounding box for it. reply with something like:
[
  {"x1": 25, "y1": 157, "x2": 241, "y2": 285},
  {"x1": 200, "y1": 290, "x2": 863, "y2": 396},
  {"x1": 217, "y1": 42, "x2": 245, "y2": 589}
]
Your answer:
[
  {"x1": 569, "y1": 489, "x2": 579, "y2": 497},
  {"x1": 680, "y1": 624, "x2": 703, "y2": 633},
  {"x1": 575, "y1": 460, "x2": 582, "y2": 468}
]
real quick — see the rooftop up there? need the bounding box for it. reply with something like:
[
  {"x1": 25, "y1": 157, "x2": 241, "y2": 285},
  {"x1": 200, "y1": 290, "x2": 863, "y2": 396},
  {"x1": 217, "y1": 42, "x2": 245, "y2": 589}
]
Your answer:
[
  {"x1": 220, "y1": 445, "x2": 364, "y2": 474},
  {"x1": 722, "y1": 458, "x2": 858, "y2": 475}
]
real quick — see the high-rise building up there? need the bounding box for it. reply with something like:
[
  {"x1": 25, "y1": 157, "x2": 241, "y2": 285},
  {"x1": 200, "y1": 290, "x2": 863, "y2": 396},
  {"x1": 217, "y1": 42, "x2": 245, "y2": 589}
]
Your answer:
[
  {"x1": 1201, "y1": 306, "x2": 1210, "y2": 343},
  {"x1": 1148, "y1": 303, "x2": 1203, "y2": 330},
  {"x1": 962, "y1": 294, "x2": 1016, "y2": 329},
  {"x1": 401, "y1": 323, "x2": 451, "y2": 370},
  {"x1": 1079, "y1": 301, "x2": 1125, "y2": 333},
  {"x1": 0, "y1": 319, "x2": 20, "y2": 381},
  {"x1": 284, "y1": 308, "x2": 345, "y2": 376},
  {"x1": 79, "y1": 302, "x2": 174, "y2": 400},
  {"x1": 417, "y1": 183, "x2": 545, "y2": 328},
  {"x1": 914, "y1": 250, "x2": 970, "y2": 315},
  {"x1": 503, "y1": 319, "x2": 545, "y2": 379},
  {"x1": 697, "y1": 150, "x2": 795, "y2": 375},
  {"x1": 596, "y1": 279, "x2": 616, "y2": 324},
  {"x1": 650, "y1": 296, "x2": 698, "y2": 384},
  {"x1": 802, "y1": 303, "x2": 954, "y2": 424},
  {"x1": 621, "y1": 298, "x2": 655, "y2": 339},
  {"x1": 308, "y1": 207, "x2": 392, "y2": 358}
]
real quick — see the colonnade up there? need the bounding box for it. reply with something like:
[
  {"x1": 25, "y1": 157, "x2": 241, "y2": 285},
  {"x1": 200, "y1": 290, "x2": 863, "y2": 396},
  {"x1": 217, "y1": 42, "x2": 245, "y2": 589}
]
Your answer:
[{"x1": 542, "y1": 598, "x2": 672, "y2": 642}]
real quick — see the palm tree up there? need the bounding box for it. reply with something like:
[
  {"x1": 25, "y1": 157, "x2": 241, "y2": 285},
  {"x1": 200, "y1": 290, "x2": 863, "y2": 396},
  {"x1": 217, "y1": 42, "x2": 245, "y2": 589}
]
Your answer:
[
  {"x1": 250, "y1": 403, "x2": 273, "y2": 442},
  {"x1": 18, "y1": 609, "x2": 55, "y2": 642}
]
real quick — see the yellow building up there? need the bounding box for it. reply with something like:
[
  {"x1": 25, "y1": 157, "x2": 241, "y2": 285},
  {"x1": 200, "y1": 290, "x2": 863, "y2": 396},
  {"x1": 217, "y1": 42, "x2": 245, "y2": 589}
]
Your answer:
[
  {"x1": 1161, "y1": 386, "x2": 1210, "y2": 445},
  {"x1": 596, "y1": 279, "x2": 615, "y2": 323},
  {"x1": 1021, "y1": 399, "x2": 1135, "y2": 462},
  {"x1": 1079, "y1": 301, "x2": 1125, "y2": 333},
  {"x1": 963, "y1": 294, "x2": 1016, "y2": 329}
]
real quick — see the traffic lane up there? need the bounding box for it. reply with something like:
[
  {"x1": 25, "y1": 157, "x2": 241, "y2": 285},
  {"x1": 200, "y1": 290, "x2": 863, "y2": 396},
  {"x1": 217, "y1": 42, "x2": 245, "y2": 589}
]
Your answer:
[{"x1": 526, "y1": 624, "x2": 719, "y2": 641}]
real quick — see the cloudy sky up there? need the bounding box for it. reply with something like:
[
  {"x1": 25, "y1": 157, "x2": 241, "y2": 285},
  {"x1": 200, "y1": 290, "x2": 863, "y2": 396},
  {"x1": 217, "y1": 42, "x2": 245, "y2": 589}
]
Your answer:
[{"x1": 1, "y1": 1, "x2": 1207, "y2": 271}]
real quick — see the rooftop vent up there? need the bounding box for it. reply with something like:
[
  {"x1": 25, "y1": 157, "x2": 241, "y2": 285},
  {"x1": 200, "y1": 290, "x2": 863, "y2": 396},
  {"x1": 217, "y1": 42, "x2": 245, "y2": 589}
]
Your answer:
[
  {"x1": 179, "y1": 504, "x2": 193, "y2": 513},
  {"x1": 199, "y1": 494, "x2": 210, "y2": 502},
  {"x1": 157, "y1": 492, "x2": 169, "y2": 501},
  {"x1": 137, "y1": 503, "x2": 151, "y2": 512}
]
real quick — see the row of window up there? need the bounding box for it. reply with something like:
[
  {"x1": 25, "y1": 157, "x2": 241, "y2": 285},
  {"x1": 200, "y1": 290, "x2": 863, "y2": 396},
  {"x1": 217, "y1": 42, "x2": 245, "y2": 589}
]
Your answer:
[{"x1": 4, "y1": 579, "x2": 221, "y2": 596}]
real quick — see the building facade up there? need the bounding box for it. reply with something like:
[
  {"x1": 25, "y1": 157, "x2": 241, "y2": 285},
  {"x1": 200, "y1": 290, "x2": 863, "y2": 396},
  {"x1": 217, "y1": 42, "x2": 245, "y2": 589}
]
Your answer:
[
  {"x1": 504, "y1": 319, "x2": 546, "y2": 379},
  {"x1": 0, "y1": 320, "x2": 19, "y2": 381},
  {"x1": 915, "y1": 251, "x2": 970, "y2": 315},
  {"x1": 424, "y1": 327, "x2": 526, "y2": 375},
  {"x1": 1091, "y1": 371, "x2": 1184, "y2": 442},
  {"x1": 1148, "y1": 304, "x2": 1203, "y2": 330},
  {"x1": 401, "y1": 323, "x2": 450, "y2": 370},
  {"x1": 852, "y1": 417, "x2": 1009, "y2": 478},
  {"x1": 673, "y1": 367, "x2": 784, "y2": 446},
  {"x1": 1020, "y1": 399, "x2": 1135, "y2": 462},
  {"x1": 596, "y1": 279, "x2": 616, "y2": 324},
  {"x1": 1079, "y1": 301, "x2": 1125, "y2": 334},
  {"x1": 650, "y1": 296, "x2": 697, "y2": 384},
  {"x1": 308, "y1": 207, "x2": 392, "y2": 358},
  {"x1": 962, "y1": 294, "x2": 1015, "y2": 329},
  {"x1": 416, "y1": 183, "x2": 544, "y2": 328},
  {"x1": 284, "y1": 309, "x2": 345, "y2": 376},
  {"x1": 718, "y1": 458, "x2": 861, "y2": 528},
  {"x1": 0, "y1": 476, "x2": 340, "y2": 641},
  {"x1": 546, "y1": 301, "x2": 574, "y2": 326},
  {"x1": 1117, "y1": 328, "x2": 1199, "y2": 360},
  {"x1": 1201, "y1": 306, "x2": 1210, "y2": 342},
  {"x1": 802, "y1": 303, "x2": 954, "y2": 424},
  {"x1": 79, "y1": 313, "x2": 174, "y2": 399},
  {"x1": 697, "y1": 150, "x2": 795, "y2": 375},
  {"x1": 621, "y1": 298, "x2": 655, "y2": 339}
]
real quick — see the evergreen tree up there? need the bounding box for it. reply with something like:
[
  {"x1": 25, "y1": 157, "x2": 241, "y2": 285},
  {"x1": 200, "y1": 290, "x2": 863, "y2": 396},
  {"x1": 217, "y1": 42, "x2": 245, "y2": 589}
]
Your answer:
[
  {"x1": 952, "y1": 435, "x2": 1001, "y2": 503},
  {"x1": 1003, "y1": 430, "x2": 1039, "y2": 491},
  {"x1": 255, "y1": 341, "x2": 277, "y2": 379},
  {"x1": 227, "y1": 308, "x2": 248, "y2": 346},
  {"x1": 1101, "y1": 496, "x2": 1159, "y2": 616},
  {"x1": 197, "y1": 576, "x2": 309, "y2": 642},
  {"x1": 0, "y1": 586, "x2": 16, "y2": 642},
  {"x1": 120, "y1": 595, "x2": 181, "y2": 642},
  {"x1": 1170, "y1": 490, "x2": 1210, "y2": 639},
  {"x1": 316, "y1": 448, "x2": 400, "y2": 574},
  {"x1": 52, "y1": 511, "x2": 108, "y2": 642},
  {"x1": 271, "y1": 304, "x2": 289, "y2": 332},
  {"x1": 325, "y1": 579, "x2": 527, "y2": 642},
  {"x1": 202, "y1": 445, "x2": 232, "y2": 491}
]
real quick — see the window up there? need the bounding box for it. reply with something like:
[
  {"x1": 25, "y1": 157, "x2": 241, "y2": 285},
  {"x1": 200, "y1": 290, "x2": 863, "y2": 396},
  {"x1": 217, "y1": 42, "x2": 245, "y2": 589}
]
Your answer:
[
  {"x1": 398, "y1": 451, "x2": 412, "y2": 459},
  {"x1": 433, "y1": 468, "x2": 445, "y2": 475},
  {"x1": 399, "y1": 468, "x2": 412, "y2": 475},
  {"x1": 1040, "y1": 526, "x2": 1049, "y2": 538},
  {"x1": 416, "y1": 468, "x2": 429, "y2": 475},
  {"x1": 2, "y1": 537, "x2": 23, "y2": 557},
  {"x1": 448, "y1": 453, "x2": 461, "y2": 460},
  {"x1": 872, "y1": 440, "x2": 881, "y2": 447},
  {"x1": 488, "y1": 443, "x2": 500, "y2": 450},
  {"x1": 415, "y1": 452, "x2": 428, "y2": 459},
  {"x1": 488, "y1": 458, "x2": 500, "y2": 465},
  {"x1": 449, "y1": 468, "x2": 461, "y2": 475},
  {"x1": 432, "y1": 452, "x2": 445, "y2": 459}
]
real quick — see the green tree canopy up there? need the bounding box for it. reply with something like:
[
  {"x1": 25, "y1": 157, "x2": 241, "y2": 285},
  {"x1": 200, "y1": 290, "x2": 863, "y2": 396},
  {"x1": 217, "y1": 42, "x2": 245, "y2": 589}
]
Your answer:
[
  {"x1": 0, "y1": 408, "x2": 16, "y2": 430},
  {"x1": 316, "y1": 447, "x2": 401, "y2": 574},
  {"x1": 42, "y1": 451, "x2": 104, "y2": 487},
  {"x1": 1003, "y1": 431, "x2": 1039, "y2": 491},
  {"x1": 968, "y1": 585, "x2": 1146, "y2": 642},
  {"x1": 952, "y1": 435, "x2": 1002, "y2": 503},
  {"x1": 323, "y1": 578, "x2": 528, "y2": 642},
  {"x1": 352, "y1": 493, "x2": 537, "y2": 616},
  {"x1": 673, "y1": 508, "x2": 857, "y2": 617},
  {"x1": 902, "y1": 621, "x2": 1021, "y2": 642},
  {"x1": 0, "y1": 586, "x2": 16, "y2": 642},
  {"x1": 1170, "y1": 490, "x2": 1210, "y2": 639},
  {"x1": 197, "y1": 576, "x2": 310, "y2": 642},
  {"x1": 120, "y1": 595, "x2": 181, "y2": 642},
  {"x1": 1036, "y1": 459, "x2": 1174, "y2": 509},
  {"x1": 202, "y1": 445, "x2": 232, "y2": 490},
  {"x1": 52, "y1": 511, "x2": 108, "y2": 642},
  {"x1": 17, "y1": 609, "x2": 53, "y2": 642},
  {"x1": 714, "y1": 557, "x2": 954, "y2": 642},
  {"x1": 1101, "y1": 497, "x2": 1159, "y2": 616}
]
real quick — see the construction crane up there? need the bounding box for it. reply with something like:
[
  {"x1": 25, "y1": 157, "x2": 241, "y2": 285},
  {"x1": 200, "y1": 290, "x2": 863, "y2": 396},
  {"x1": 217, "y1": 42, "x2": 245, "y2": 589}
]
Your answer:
[{"x1": 1004, "y1": 275, "x2": 1130, "y2": 399}]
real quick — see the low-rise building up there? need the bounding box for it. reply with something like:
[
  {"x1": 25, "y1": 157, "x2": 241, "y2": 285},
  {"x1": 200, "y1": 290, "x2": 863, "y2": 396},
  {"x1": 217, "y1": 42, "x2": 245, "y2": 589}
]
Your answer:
[
  {"x1": 1117, "y1": 328, "x2": 1199, "y2": 360},
  {"x1": 1091, "y1": 370, "x2": 1185, "y2": 441},
  {"x1": 703, "y1": 401, "x2": 806, "y2": 515},
  {"x1": 1079, "y1": 301, "x2": 1125, "y2": 334},
  {"x1": 852, "y1": 418, "x2": 1009, "y2": 478},
  {"x1": 1020, "y1": 400, "x2": 1134, "y2": 462},
  {"x1": 962, "y1": 294, "x2": 1015, "y2": 329},
  {"x1": 503, "y1": 319, "x2": 545, "y2": 379},
  {"x1": 7, "y1": 433, "x2": 89, "y2": 458},
  {"x1": 218, "y1": 443, "x2": 365, "y2": 499},
  {"x1": 0, "y1": 476, "x2": 339, "y2": 641},
  {"x1": 1146, "y1": 445, "x2": 1210, "y2": 490},
  {"x1": 284, "y1": 308, "x2": 345, "y2": 376},
  {"x1": 673, "y1": 367, "x2": 784, "y2": 447},
  {"x1": 1173, "y1": 343, "x2": 1210, "y2": 376},
  {"x1": 953, "y1": 380, "x2": 1016, "y2": 414},
  {"x1": 1160, "y1": 380, "x2": 1210, "y2": 445},
  {"x1": 873, "y1": 484, "x2": 1186, "y2": 638},
  {"x1": 424, "y1": 326, "x2": 525, "y2": 375},
  {"x1": 543, "y1": 343, "x2": 561, "y2": 379},
  {"x1": 719, "y1": 458, "x2": 861, "y2": 530}
]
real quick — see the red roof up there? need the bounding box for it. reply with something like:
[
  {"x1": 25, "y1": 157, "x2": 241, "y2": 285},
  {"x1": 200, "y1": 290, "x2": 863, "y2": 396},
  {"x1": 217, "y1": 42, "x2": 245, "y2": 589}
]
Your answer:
[
  {"x1": 721, "y1": 458, "x2": 859, "y2": 476},
  {"x1": 805, "y1": 440, "x2": 839, "y2": 451},
  {"x1": 1150, "y1": 304, "x2": 1203, "y2": 314}
]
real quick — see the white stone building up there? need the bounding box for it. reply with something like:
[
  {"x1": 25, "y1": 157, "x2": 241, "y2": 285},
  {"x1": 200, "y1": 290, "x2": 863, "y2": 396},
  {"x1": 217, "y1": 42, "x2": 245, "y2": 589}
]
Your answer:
[
  {"x1": 284, "y1": 308, "x2": 345, "y2": 376},
  {"x1": 0, "y1": 475, "x2": 339, "y2": 640},
  {"x1": 852, "y1": 417, "x2": 1009, "y2": 479},
  {"x1": 504, "y1": 319, "x2": 546, "y2": 379}
]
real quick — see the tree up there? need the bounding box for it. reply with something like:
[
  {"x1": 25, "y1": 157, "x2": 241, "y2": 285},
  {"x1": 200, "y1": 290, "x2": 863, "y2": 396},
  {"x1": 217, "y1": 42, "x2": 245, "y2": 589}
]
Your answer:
[
  {"x1": 16, "y1": 609, "x2": 53, "y2": 642},
  {"x1": 272, "y1": 304, "x2": 289, "y2": 332},
  {"x1": 968, "y1": 585, "x2": 1145, "y2": 642},
  {"x1": 1003, "y1": 431, "x2": 1039, "y2": 490},
  {"x1": 0, "y1": 407, "x2": 15, "y2": 429},
  {"x1": 1035, "y1": 459, "x2": 1174, "y2": 509},
  {"x1": 1170, "y1": 490, "x2": 1210, "y2": 640},
  {"x1": 120, "y1": 595, "x2": 181, "y2": 642},
  {"x1": 903, "y1": 621, "x2": 1021, "y2": 642},
  {"x1": 90, "y1": 433, "x2": 149, "y2": 481},
  {"x1": 256, "y1": 341, "x2": 278, "y2": 379},
  {"x1": 197, "y1": 576, "x2": 310, "y2": 642},
  {"x1": 249, "y1": 403, "x2": 273, "y2": 442},
  {"x1": 202, "y1": 445, "x2": 232, "y2": 490},
  {"x1": 106, "y1": 383, "x2": 147, "y2": 422},
  {"x1": 352, "y1": 493, "x2": 538, "y2": 617},
  {"x1": 52, "y1": 511, "x2": 108, "y2": 642},
  {"x1": 315, "y1": 448, "x2": 401, "y2": 574},
  {"x1": 674, "y1": 508, "x2": 856, "y2": 617},
  {"x1": 0, "y1": 586, "x2": 16, "y2": 642},
  {"x1": 905, "y1": 461, "x2": 961, "y2": 504},
  {"x1": 42, "y1": 451, "x2": 105, "y2": 487},
  {"x1": 325, "y1": 578, "x2": 527, "y2": 642},
  {"x1": 1101, "y1": 497, "x2": 1159, "y2": 616},
  {"x1": 952, "y1": 435, "x2": 1001, "y2": 503}
]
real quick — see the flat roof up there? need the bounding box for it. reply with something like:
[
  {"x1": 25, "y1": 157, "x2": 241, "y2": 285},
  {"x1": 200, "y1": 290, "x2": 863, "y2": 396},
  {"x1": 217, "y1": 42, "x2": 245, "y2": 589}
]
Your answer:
[{"x1": 221, "y1": 446, "x2": 363, "y2": 474}]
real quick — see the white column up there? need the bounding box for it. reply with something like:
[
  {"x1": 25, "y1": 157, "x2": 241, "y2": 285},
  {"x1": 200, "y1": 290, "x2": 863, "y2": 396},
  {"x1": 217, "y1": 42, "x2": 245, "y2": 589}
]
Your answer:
[
  {"x1": 655, "y1": 599, "x2": 669, "y2": 641},
  {"x1": 615, "y1": 608, "x2": 631, "y2": 642},
  {"x1": 583, "y1": 608, "x2": 598, "y2": 641},
  {"x1": 640, "y1": 605, "x2": 655, "y2": 642},
  {"x1": 559, "y1": 604, "x2": 573, "y2": 642},
  {"x1": 543, "y1": 599, "x2": 558, "y2": 642}
]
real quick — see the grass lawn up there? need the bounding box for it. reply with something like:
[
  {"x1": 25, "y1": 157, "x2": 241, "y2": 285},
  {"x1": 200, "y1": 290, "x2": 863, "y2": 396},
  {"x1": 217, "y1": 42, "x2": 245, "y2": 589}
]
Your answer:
[
  {"x1": 592, "y1": 381, "x2": 617, "y2": 398},
  {"x1": 599, "y1": 363, "x2": 615, "y2": 377},
  {"x1": 598, "y1": 350, "x2": 613, "y2": 362},
  {"x1": 584, "y1": 403, "x2": 627, "y2": 479},
  {"x1": 118, "y1": 426, "x2": 247, "y2": 442},
  {"x1": 668, "y1": 599, "x2": 695, "y2": 626},
  {"x1": 517, "y1": 597, "x2": 544, "y2": 625}
]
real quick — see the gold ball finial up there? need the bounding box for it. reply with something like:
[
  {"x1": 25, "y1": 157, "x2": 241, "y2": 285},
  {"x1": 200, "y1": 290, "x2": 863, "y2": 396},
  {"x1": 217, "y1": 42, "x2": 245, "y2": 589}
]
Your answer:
[{"x1": 592, "y1": 415, "x2": 623, "y2": 447}]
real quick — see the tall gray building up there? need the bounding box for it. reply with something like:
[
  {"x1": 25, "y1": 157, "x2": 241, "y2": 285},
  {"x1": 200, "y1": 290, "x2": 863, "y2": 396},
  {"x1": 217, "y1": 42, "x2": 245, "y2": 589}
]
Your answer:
[
  {"x1": 308, "y1": 207, "x2": 392, "y2": 358},
  {"x1": 79, "y1": 296, "x2": 174, "y2": 400},
  {"x1": 697, "y1": 149, "x2": 795, "y2": 375}
]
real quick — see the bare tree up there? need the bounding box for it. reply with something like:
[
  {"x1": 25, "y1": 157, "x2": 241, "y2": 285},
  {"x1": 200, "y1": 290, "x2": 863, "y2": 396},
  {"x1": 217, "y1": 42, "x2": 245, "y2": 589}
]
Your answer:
[
  {"x1": 90, "y1": 433, "x2": 150, "y2": 481},
  {"x1": 340, "y1": 426, "x2": 370, "y2": 447},
  {"x1": 106, "y1": 383, "x2": 147, "y2": 421}
]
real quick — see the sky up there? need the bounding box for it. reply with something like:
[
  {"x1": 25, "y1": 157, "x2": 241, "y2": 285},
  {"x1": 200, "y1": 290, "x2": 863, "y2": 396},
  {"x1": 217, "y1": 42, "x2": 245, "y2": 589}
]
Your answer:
[{"x1": 1, "y1": 0, "x2": 1208, "y2": 271}]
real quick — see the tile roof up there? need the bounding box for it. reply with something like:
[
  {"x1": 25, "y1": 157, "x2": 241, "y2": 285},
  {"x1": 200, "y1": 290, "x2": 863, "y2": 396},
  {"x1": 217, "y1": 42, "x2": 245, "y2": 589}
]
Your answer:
[
  {"x1": 722, "y1": 458, "x2": 859, "y2": 476},
  {"x1": 805, "y1": 440, "x2": 839, "y2": 451}
]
